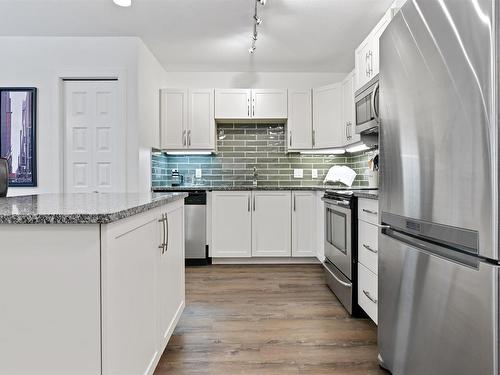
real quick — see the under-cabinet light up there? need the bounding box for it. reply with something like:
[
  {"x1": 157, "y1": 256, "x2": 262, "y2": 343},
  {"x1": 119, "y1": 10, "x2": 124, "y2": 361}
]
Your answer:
[
  {"x1": 113, "y1": 0, "x2": 131, "y2": 7},
  {"x1": 300, "y1": 149, "x2": 346, "y2": 155},
  {"x1": 346, "y1": 144, "x2": 371, "y2": 153},
  {"x1": 165, "y1": 151, "x2": 213, "y2": 156}
]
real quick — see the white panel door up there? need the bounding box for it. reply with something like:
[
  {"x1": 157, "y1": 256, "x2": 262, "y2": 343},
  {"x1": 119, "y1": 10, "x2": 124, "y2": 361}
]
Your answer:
[
  {"x1": 287, "y1": 89, "x2": 312, "y2": 150},
  {"x1": 252, "y1": 191, "x2": 291, "y2": 257},
  {"x1": 292, "y1": 191, "x2": 316, "y2": 257},
  {"x1": 252, "y1": 89, "x2": 288, "y2": 119},
  {"x1": 214, "y1": 89, "x2": 252, "y2": 119},
  {"x1": 157, "y1": 202, "x2": 185, "y2": 352},
  {"x1": 211, "y1": 191, "x2": 252, "y2": 257},
  {"x1": 341, "y1": 71, "x2": 360, "y2": 145},
  {"x1": 312, "y1": 84, "x2": 342, "y2": 149},
  {"x1": 355, "y1": 36, "x2": 372, "y2": 91},
  {"x1": 64, "y1": 81, "x2": 123, "y2": 193},
  {"x1": 160, "y1": 89, "x2": 188, "y2": 150},
  {"x1": 188, "y1": 89, "x2": 215, "y2": 150}
]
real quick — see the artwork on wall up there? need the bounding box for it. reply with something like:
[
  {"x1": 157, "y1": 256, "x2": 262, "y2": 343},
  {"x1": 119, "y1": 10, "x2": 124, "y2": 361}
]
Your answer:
[{"x1": 0, "y1": 88, "x2": 37, "y2": 187}]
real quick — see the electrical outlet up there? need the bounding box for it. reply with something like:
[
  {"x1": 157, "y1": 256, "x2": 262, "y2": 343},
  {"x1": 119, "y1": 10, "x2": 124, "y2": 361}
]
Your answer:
[
  {"x1": 312, "y1": 169, "x2": 318, "y2": 179},
  {"x1": 195, "y1": 169, "x2": 202, "y2": 178},
  {"x1": 294, "y1": 169, "x2": 304, "y2": 178}
]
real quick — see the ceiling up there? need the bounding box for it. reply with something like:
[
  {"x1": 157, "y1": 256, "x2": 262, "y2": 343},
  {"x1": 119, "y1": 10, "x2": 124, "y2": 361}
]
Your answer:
[{"x1": 0, "y1": 0, "x2": 393, "y2": 72}]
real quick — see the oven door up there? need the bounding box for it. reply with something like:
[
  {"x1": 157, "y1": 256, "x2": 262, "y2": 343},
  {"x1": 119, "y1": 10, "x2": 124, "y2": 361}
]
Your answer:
[{"x1": 324, "y1": 200, "x2": 352, "y2": 279}]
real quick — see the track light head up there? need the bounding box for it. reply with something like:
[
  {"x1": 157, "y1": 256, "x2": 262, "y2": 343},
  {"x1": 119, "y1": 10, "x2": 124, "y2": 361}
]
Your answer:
[
  {"x1": 249, "y1": 46, "x2": 256, "y2": 54},
  {"x1": 254, "y1": 16, "x2": 263, "y2": 25}
]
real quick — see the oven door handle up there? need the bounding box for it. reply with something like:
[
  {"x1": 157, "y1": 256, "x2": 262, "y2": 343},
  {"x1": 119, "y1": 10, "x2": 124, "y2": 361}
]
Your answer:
[{"x1": 324, "y1": 264, "x2": 352, "y2": 288}]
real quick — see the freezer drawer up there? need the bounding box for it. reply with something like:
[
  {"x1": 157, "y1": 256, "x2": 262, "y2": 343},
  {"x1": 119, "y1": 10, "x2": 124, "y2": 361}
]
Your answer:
[
  {"x1": 324, "y1": 260, "x2": 353, "y2": 315},
  {"x1": 378, "y1": 233, "x2": 498, "y2": 375}
]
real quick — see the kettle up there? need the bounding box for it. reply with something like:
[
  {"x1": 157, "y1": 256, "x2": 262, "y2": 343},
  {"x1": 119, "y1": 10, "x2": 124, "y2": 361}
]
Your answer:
[{"x1": 0, "y1": 158, "x2": 8, "y2": 197}]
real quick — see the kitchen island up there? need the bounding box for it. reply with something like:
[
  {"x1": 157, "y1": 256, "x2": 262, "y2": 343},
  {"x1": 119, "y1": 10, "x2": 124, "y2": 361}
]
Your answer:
[{"x1": 0, "y1": 192, "x2": 187, "y2": 375}]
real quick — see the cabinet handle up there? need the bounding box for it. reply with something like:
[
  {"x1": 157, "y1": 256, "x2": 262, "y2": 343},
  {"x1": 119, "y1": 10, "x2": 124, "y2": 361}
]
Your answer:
[
  {"x1": 188, "y1": 130, "x2": 191, "y2": 147},
  {"x1": 363, "y1": 290, "x2": 378, "y2": 304},
  {"x1": 247, "y1": 98, "x2": 250, "y2": 117},
  {"x1": 182, "y1": 130, "x2": 187, "y2": 147},
  {"x1": 293, "y1": 194, "x2": 296, "y2": 211},
  {"x1": 362, "y1": 208, "x2": 378, "y2": 215},
  {"x1": 247, "y1": 195, "x2": 250, "y2": 212},
  {"x1": 289, "y1": 131, "x2": 292, "y2": 147},
  {"x1": 312, "y1": 129, "x2": 316, "y2": 147},
  {"x1": 363, "y1": 244, "x2": 378, "y2": 254},
  {"x1": 345, "y1": 122, "x2": 349, "y2": 140},
  {"x1": 158, "y1": 214, "x2": 167, "y2": 253},
  {"x1": 366, "y1": 52, "x2": 370, "y2": 77},
  {"x1": 252, "y1": 97, "x2": 255, "y2": 117},
  {"x1": 164, "y1": 213, "x2": 169, "y2": 253},
  {"x1": 369, "y1": 50, "x2": 374, "y2": 75},
  {"x1": 253, "y1": 195, "x2": 256, "y2": 211}
]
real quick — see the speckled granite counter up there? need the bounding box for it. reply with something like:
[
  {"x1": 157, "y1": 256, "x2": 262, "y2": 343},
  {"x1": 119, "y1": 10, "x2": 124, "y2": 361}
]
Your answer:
[
  {"x1": 0, "y1": 192, "x2": 188, "y2": 224},
  {"x1": 152, "y1": 186, "x2": 379, "y2": 200}
]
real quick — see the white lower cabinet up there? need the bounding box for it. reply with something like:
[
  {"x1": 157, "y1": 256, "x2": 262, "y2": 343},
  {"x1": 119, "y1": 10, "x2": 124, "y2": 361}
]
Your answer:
[
  {"x1": 358, "y1": 262, "x2": 378, "y2": 324},
  {"x1": 292, "y1": 191, "x2": 317, "y2": 257},
  {"x1": 252, "y1": 191, "x2": 292, "y2": 257},
  {"x1": 102, "y1": 200, "x2": 185, "y2": 375},
  {"x1": 211, "y1": 191, "x2": 252, "y2": 257}
]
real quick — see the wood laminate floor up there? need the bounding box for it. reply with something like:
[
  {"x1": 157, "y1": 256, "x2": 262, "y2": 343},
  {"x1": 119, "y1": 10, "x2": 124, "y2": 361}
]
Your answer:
[{"x1": 154, "y1": 264, "x2": 385, "y2": 375}]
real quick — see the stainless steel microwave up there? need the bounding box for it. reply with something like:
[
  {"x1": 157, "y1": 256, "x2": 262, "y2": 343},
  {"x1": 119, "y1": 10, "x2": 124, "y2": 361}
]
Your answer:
[{"x1": 355, "y1": 75, "x2": 379, "y2": 134}]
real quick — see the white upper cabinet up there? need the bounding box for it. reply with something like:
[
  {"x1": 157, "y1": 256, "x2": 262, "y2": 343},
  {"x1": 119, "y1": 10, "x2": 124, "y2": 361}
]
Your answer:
[
  {"x1": 251, "y1": 89, "x2": 288, "y2": 119},
  {"x1": 251, "y1": 191, "x2": 292, "y2": 257},
  {"x1": 287, "y1": 89, "x2": 313, "y2": 151},
  {"x1": 354, "y1": 9, "x2": 393, "y2": 91},
  {"x1": 215, "y1": 89, "x2": 287, "y2": 120},
  {"x1": 313, "y1": 83, "x2": 342, "y2": 149},
  {"x1": 341, "y1": 71, "x2": 361, "y2": 146},
  {"x1": 160, "y1": 88, "x2": 215, "y2": 151},
  {"x1": 215, "y1": 89, "x2": 252, "y2": 119},
  {"x1": 188, "y1": 89, "x2": 215, "y2": 150}
]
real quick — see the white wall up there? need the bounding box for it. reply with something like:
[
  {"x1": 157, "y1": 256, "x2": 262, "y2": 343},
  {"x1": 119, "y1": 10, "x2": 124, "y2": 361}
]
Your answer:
[
  {"x1": 0, "y1": 36, "x2": 166, "y2": 196},
  {"x1": 164, "y1": 72, "x2": 347, "y2": 89}
]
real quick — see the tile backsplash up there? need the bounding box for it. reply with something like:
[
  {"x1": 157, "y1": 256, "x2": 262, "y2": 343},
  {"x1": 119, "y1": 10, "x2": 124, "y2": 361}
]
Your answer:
[{"x1": 152, "y1": 124, "x2": 376, "y2": 188}]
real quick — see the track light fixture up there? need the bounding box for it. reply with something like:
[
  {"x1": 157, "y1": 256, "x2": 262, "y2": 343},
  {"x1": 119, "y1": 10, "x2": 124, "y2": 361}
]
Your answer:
[{"x1": 249, "y1": 0, "x2": 267, "y2": 54}]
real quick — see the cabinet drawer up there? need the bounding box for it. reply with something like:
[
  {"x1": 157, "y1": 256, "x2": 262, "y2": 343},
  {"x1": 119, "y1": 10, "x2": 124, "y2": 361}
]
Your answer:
[
  {"x1": 358, "y1": 263, "x2": 378, "y2": 324},
  {"x1": 358, "y1": 220, "x2": 378, "y2": 274},
  {"x1": 358, "y1": 198, "x2": 379, "y2": 225}
]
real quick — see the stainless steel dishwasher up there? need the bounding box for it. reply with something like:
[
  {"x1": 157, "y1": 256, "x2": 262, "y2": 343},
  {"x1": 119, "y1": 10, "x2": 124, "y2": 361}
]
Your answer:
[{"x1": 184, "y1": 191, "x2": 210, "y2": 266}]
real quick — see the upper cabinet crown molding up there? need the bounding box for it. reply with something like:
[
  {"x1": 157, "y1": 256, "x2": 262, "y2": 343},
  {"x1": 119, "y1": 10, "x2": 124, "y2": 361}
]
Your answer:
[
  {"x1": 160, "y1": 88, "x2": 215, "y2": 151},
  {"x1": 215, "y1": 89, "x2": 287, "y2": 121}
]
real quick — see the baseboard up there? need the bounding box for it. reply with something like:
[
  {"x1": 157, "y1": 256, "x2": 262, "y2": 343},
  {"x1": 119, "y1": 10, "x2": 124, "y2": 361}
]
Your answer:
[{"x1": 211, "y1": 257, "x2": 321, "y2": 265}]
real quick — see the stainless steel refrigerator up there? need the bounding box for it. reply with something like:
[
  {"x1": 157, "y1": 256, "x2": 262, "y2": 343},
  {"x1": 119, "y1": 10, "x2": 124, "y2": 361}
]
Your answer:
[{"x1": 378, "y1": 1, "x2": 499, "y2": 374}]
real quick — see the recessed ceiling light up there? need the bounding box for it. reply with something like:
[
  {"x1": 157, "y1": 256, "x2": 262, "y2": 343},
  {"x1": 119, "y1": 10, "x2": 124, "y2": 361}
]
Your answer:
[{"x1": 113, "y1": 0, "x2": 131, "y2": 7}]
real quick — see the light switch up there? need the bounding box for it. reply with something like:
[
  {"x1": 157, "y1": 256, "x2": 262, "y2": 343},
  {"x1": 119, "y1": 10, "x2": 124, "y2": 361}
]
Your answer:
[
  {"x1": 195, "y1": 169, "x2": 202, "y2": 178},
  {"x1": 294, "y1": 169, "x2": 304, "y2": 178},
  {"x1": 312, "y1": 169, "x2": 318, "y2": 179}
]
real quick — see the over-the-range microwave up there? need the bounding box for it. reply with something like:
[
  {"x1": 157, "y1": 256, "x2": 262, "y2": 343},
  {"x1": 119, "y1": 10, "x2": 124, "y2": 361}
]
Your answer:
[{"x1": 355, "y1": 75, "x2": 380, "y2": 134}]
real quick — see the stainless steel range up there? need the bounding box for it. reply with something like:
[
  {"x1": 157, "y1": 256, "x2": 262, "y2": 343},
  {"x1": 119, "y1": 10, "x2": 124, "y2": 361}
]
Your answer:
[{"x1": 322, "y1": 190, "x2": 359, "y2": 315}]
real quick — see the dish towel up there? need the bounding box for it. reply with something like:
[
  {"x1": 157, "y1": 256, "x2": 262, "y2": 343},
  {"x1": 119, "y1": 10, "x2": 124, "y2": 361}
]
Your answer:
[{"x1": 323, "y1": 165, "x2": 357, "y2": 187}]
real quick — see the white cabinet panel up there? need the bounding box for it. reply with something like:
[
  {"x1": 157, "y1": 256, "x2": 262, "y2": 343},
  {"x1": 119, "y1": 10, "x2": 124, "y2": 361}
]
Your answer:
[
  {"x1": 160, "y1": 88, "x2": 188, "y2": 150},
  {"x1": 215, "y1": 89, "x2": 252, "y2": 119},
  {"x1": 358, "y1": 219, "x2": 379, "y2": 274},
  {"x1": 355, "y1": 36, "x2": 372, "y2": 91},
  {"x1": 211, "y1": 191, "x2": 252, "y2": 257},
  {"x1": 341, "y1": 71, "x2": 361, "y2": 146},
  {"x1": 287, "y1": 89, "x2": 313, "y2": 150},
  {"x1": 358, "y1": 262, "x2": 378, "y2": 324},
  {"x1": 292, "y1": 191, "x2": 316, "y2": 257},
  {"x1": 252, "y1": 89, "x2": 288, "y2": 119},
  {"x1": 157, "y1": 203, "x2": 185, "y2": 352},
  {"x1": 188, "y1": 89, "x2": 215, "y2": 150},
  {"x1": 252, "y1": 191, "x2": 291, "y2": 257},
  {"x1": 313, "y1": 84, "x2": 342, "y2": 149}
]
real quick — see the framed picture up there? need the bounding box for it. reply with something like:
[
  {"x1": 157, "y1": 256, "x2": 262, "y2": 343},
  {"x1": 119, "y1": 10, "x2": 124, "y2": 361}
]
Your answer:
[{"x1": 0, "y1": 88, "x2": 37, "y2": 187}]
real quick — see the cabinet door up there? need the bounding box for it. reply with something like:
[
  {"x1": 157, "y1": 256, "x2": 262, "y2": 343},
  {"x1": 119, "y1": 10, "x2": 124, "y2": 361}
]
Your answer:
[
  {"x1": 215, "y1": 89, "x2": 252, "y2": 119},
  {"x1": 370, "y1": 9, "x2": 393, "y2": 78},
  {"x1": 341, "y1": 71, "x2": 361, "y2": 145},
  {"x1": 292, "y1": 191, "x2": 316, "y2": 257},
  {"x1": 252, "y1": 191, "x2": 291, "y2": 257},
  {"x1": 288, "y1": 89, "x2": 313, "y2": 150},
  {"x1": 102, "y1": 209, "x2": 160, "y2": 375},
  {"x1": 211, "y1": 191, "x2": 252, "y2": 257},
  {"x1": 188, "y1": 89, "x2": 215, "y2": 150},
  {"x1": 252, "y1": 89, "x2": 288, "y2": 119},
  {"x1": 313, "y1": 84, "x2": 342, "y2": 149},
  {"x1": 160, "y1": 89, "x2": 188, "y2": 150},
  {"x1": 157, "y1": 202, "x2": 185, "y2": 352},
  {"x1": 354, "y1": 37, "x2": 372, "y2": 91}
]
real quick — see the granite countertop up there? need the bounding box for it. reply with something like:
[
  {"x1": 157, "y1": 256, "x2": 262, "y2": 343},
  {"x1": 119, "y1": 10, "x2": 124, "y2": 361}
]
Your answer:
[
  {"x1": 152, "y1": 186, "x2": 379, "y2": 200},
  {"x1": 0, "y1": 192, "x2": 188, "y2": 224}
]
